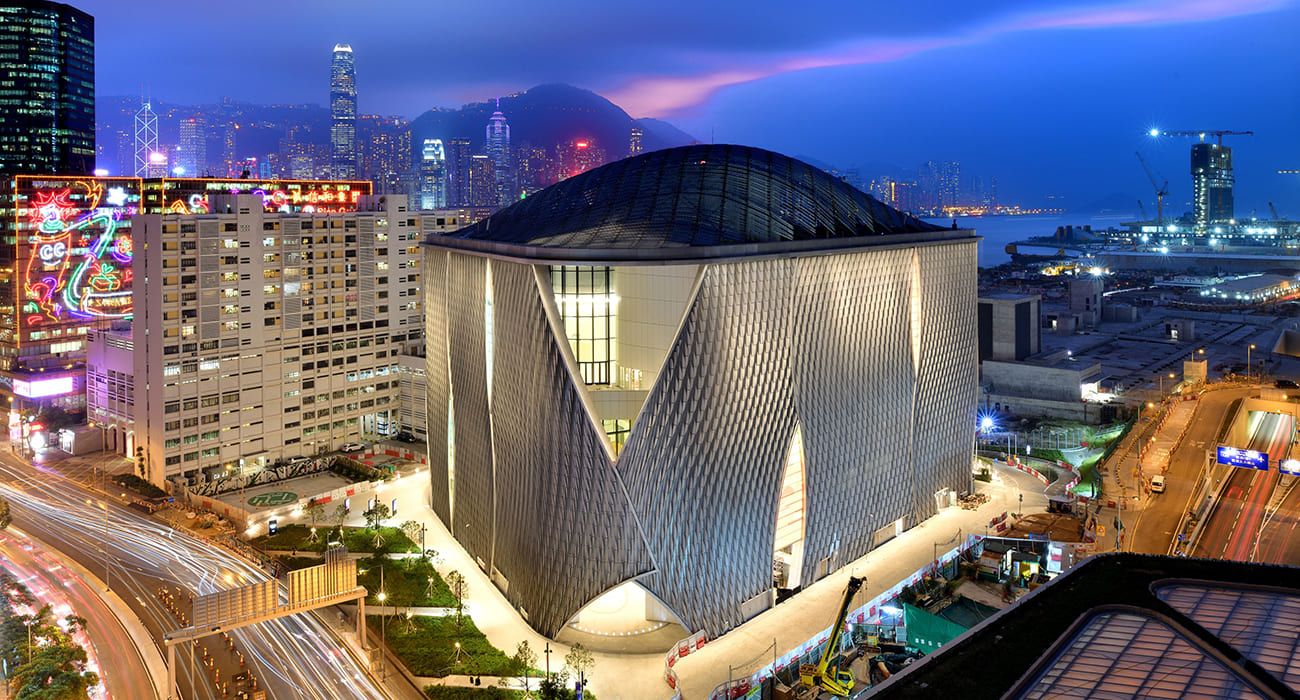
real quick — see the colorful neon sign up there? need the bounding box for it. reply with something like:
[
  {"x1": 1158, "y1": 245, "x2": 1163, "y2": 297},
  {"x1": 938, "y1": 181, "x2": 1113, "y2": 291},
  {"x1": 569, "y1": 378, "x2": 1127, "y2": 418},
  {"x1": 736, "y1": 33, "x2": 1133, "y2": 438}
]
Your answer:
[
  {"x1": 21, "y1": 182, "x2": 135, "y2": 326},
  {"x1": 164, "y1": 187, "x2": 364, "y2": 215}
]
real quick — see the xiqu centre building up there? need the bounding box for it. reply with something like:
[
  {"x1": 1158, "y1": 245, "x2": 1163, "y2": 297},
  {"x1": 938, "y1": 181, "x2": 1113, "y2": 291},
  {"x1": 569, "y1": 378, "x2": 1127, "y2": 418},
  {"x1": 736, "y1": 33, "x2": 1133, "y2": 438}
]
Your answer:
[{"x1": 422, "y1": 145, "x2": 977, "y2": 637}]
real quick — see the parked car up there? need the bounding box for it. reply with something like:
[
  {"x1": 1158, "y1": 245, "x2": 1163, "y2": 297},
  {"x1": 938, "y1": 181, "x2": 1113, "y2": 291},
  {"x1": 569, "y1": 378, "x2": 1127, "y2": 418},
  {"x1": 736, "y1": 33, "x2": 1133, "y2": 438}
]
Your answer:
[
  {"x1": 1275, "y1": 379, "x2": 1298, "y2": 389},
  {"x1": 1150, "y1": 475, "x2": 1166, "y2": 493},
  {"x1": 340, "y1": 442, "x2": 364, "y2": 453}
]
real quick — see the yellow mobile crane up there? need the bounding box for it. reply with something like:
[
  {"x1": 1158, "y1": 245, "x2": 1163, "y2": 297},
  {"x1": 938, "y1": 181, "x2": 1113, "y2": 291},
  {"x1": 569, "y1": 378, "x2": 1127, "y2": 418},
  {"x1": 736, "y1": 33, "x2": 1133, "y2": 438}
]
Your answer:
[{"x1": 800, "y1": 576, "x2": 866, "y2": 697}]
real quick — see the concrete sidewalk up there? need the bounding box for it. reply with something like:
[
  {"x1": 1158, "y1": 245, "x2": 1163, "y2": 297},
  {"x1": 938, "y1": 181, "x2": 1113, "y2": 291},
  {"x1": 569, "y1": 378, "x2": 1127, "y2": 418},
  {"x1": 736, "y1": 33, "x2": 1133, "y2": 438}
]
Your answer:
[{"x1": 1091, "y1": 393, "x2": 1202, "y2": 553}]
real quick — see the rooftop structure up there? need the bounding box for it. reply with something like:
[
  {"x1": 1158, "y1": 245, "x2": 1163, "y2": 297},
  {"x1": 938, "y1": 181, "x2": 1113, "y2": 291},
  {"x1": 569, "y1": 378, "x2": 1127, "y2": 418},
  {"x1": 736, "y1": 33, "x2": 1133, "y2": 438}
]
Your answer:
[{"x1": 873, "y1": 553, "x2": 1300, "y2": 699}]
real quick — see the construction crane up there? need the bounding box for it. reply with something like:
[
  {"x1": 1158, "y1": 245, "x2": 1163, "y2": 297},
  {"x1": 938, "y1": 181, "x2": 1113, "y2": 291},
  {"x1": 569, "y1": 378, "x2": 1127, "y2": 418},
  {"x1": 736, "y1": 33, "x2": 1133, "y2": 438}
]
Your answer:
[
  {"x1": 1270, "y1": 202, "x2": 1280, "y2": 220},
  {"x1": 1135, "y1": 151, "x2": 1169, "y2": 225},
  {"x1": 800, "y1": 575, "x2": 866, "y2": 697},
  {"x1": 1137, "y1": 199, "x2": 1149, "y2": 222},
  {"x1": 1150, "y1": 129, "x2": 1254, "y2": 146}
]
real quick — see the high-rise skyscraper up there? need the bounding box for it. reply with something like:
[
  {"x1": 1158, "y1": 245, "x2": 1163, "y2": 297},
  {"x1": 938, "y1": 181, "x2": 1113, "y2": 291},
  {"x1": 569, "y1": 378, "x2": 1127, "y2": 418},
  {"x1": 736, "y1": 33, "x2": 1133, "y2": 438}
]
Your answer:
[
  {"x1": 420, "y1": 138, "x2": 447, "y2": 209},
  {"x1": 629, "y1": 127, "x2": 643, "y2": 156},
  {"x1": 445, "y1": 137, "x2": 474, "y2": 207},
  {"x1": 556, "y1": 138, "x2": 605, "y2": 180},
  {"x1": 920, "y1": 160, "x2": 960, "y2": 210},
  {"x1": 357, "y1": 115, "x2": 410, "y2": 194},
  {"x1": 0, "y1": 0, "x2": 95, "y2": 178},
  {"x1": 330, "y1": 44, "x2": 357, "y2": 179},
  {"x1": 469, "y1": 154, "x2": 495, "y2": 207},
  {"x1": 133, "y1": 100, "x2": 159, "y2": 177},
  {"x1": 1192, "y1": 143, "x2": 1233, "y2": 226},
  {"x1": 177, "y1": 117, "x2": 206, "y2": 177},
  {"x1": 485, "y1": 102, "x2": 513, "y2": 205}
]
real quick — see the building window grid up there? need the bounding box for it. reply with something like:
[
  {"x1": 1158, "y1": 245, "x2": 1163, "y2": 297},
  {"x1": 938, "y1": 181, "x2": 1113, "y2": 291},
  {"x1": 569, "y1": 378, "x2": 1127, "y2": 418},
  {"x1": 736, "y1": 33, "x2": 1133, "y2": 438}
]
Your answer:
[{"x1": 549, "y1": 266, "x2": 615, "y2": 385}]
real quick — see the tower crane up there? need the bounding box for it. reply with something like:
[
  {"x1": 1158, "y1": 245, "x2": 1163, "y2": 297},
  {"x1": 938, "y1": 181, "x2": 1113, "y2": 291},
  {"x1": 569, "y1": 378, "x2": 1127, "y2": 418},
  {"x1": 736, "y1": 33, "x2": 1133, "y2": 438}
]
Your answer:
[
  {"x1": 1150, "y1": 129, "x2": 1253, "y2": 146},
  {"x1": 1135, "y1": 151, "x2": 1168, "y2": 226}
]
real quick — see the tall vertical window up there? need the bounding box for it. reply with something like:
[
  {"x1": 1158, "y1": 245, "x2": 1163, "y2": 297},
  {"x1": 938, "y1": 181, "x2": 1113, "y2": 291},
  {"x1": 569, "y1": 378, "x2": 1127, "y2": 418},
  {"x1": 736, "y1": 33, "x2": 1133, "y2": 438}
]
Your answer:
[
  {"x1": 549, "y1": 266, "x2": 616, "y2": 385},
  {"x1": 603, "y1": 419, "x2": 630, "y2": 456}
]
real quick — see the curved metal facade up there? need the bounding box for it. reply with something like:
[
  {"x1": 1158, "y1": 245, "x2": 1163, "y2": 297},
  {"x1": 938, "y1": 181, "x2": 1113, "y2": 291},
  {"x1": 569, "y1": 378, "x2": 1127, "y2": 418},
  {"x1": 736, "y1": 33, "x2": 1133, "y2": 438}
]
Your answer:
[{"x1": 424, "y1": 240, "x2": 976, "y2": 637}]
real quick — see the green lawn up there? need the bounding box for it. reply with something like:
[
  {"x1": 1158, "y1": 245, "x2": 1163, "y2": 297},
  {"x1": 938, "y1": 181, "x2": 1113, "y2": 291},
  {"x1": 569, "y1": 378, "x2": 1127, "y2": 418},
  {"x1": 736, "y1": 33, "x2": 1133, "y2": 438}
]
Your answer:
[
  {"x1": 252, "y1": 523, "x2": 416, "y2": 554},
  {"x1": 369, "y1": 614, "x2": 521, "y2": 678},
  {"x1": 360, "y1": 558, "x2": 457, "y2": 607},
  {"x1": 1071, "y1": 452, "x2": 1105, "y2": 497}
]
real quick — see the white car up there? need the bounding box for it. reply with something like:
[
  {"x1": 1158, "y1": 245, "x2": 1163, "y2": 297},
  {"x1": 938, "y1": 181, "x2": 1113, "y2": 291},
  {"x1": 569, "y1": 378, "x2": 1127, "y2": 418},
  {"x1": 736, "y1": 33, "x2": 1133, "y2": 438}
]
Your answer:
[
  {"x1": 1150, "y1": 475, "x2": 1166, "y2": 493},
  {"x1": 341, "y1": 442, "x2": 365, "y2": 453}
]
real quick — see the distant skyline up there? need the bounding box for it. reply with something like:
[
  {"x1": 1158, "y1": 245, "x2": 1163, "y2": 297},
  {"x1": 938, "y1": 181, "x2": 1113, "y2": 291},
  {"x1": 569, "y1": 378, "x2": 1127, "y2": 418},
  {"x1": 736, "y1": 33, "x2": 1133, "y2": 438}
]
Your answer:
[{"x1": 79, "y1": 0, "x2": 1299, "y2": 213}]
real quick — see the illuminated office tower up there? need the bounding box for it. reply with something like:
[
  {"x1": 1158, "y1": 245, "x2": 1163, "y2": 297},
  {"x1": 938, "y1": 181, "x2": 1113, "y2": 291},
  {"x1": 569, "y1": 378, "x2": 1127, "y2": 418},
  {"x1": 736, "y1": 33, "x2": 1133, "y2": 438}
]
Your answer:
[
  {"x1": 177, "y1": 117, "x2": 205, "y2": 177},
  {"x1": 1192, "y1": 143, "x2": 1233, "y2": 226},
  {"x1": 469, "y1": 154, "x2": 494, "y2": 207},
  {"x1": 557, "y1": 138, "x2": 605, "y2": 180},
  {"x1": 0, "y1": 0, "x2": 95, "y2": 178},
  {"x1": 445, "y1": 137, "x2": 473, "y2": 207},
  {"x1": 358, "y1": 115, "x2": 410, "y2": 194},
  {"x1": 133, "y1": 100, "x2": 158, "y2": 177},
  {"x1": 629, "y1": 127, "x2": 643, "y2": 156},
  {"x1": 330, "y1": 43, "x2": 357, "y2": 178},
  {"x1": 420, "y1": 139, "x2": 447, "y2": 209},
  {"x1": 485, "y1": 102, "x2": 513, "y2": 205}
]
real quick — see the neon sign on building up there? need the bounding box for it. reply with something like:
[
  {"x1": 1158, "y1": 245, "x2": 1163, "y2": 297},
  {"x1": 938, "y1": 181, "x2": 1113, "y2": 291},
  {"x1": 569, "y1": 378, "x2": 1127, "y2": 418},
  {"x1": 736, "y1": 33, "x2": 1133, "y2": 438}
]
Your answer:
[
  {"x1": 153, "y1": 179, "x2": 371, "y2": 215},
  {"x1": 19, "y1": 180, "x2": 139, "y2": 330}
]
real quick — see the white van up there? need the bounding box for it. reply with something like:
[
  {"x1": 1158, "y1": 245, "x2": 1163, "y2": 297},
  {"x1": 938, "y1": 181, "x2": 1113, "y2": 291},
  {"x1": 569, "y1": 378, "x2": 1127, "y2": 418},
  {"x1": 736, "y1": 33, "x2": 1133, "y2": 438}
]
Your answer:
[{"x1": 1151, "y1": 475, "x2": 1166, "y2": 493}]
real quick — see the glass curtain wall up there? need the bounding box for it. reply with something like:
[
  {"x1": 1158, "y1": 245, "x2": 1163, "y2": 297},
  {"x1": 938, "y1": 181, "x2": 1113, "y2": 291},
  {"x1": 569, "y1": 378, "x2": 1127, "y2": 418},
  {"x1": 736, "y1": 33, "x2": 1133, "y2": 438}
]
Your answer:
[{"x1": 548, "y1": 266, "x2": 615, "y2": 385}]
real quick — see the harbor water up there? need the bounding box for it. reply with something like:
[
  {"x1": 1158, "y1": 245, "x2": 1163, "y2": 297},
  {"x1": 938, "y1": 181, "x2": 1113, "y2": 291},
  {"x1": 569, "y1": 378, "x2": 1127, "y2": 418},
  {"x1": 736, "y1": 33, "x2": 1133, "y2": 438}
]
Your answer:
[{"x1": 923, "y1": 213, "x2": 1132, "y2": 268}]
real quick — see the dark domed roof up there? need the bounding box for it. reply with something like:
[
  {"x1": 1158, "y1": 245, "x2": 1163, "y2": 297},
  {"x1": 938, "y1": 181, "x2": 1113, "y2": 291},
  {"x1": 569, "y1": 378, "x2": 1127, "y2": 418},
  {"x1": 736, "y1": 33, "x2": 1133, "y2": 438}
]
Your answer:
[{"x1": 429, "y1": 144, "x2": 961, "y2": 263}]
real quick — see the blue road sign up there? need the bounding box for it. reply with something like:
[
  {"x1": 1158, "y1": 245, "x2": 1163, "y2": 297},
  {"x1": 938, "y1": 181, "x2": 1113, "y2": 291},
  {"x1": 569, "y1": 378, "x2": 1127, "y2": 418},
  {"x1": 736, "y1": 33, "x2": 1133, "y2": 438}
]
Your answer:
[
  {"x1": 1280, "y1": 459, "x2": 1300, "y2": 476},
  {"x1": 1217, "y1": 446, "x2": 1268, "y2": 471}
]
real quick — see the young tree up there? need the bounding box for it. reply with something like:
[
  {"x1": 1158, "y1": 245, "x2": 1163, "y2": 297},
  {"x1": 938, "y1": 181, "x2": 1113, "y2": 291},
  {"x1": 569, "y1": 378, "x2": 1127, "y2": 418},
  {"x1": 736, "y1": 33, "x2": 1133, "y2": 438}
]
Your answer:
[
  {"x1": 331, "y1": 503, "x2": 349, "y2": 541},
  {"x1": 363, "y1": 503, "x2": 391, "y2": 547},
  {"x1": 565, "y1": 643, "x2": 594, "y2": 694},
  {"x1": 445, "y1": 570, "x2": 467, "y2": 606},
  {"x1": 445, "y1": 569, "x2": 467, "y2": 638},
  {"x1": 400, "y1": 519, "x2": 422, "y2": 566},
  {"x1": 0, "y1": 496, "x2": 11, "y2": 530},
  {"x1": 304, "y1": 499, "x2": 325, "y2": 542},
  {"x1": 513, "y1": 640, "x2": 538, "y2": 694}
]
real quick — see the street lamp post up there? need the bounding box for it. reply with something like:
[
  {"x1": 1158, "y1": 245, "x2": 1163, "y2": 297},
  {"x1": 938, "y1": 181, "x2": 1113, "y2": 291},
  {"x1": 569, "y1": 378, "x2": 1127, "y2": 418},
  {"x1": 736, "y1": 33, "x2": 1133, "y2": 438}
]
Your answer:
[
  {"x1": 1247, "y1": 343, "x2": 1256, "y2": 380},
  {"x1": 377, "y1": 567, "x2": 387, "y2": 681},
  {"x1": 1159, "y1": 372, "x2": 1175, "y2": 399}
]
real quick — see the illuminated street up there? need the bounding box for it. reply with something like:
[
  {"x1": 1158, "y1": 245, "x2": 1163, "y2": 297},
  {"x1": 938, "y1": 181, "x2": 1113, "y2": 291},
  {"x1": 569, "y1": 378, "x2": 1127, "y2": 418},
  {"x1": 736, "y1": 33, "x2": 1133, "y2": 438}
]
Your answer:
[
  {"x1": 1193, "y1": 411, "x2": 1293, "y2": 561},
  {"x1": 0, "y1": 529, "x2": 158, "y2": 699},
  {"x1": 0, "y1": 450, "x2": 403, "y2": 700}
]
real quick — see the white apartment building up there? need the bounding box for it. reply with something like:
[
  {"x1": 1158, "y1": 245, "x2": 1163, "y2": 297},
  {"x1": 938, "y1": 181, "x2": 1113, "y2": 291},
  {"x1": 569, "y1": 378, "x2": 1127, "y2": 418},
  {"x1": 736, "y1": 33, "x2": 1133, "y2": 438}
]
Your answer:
[
  {"x1": 131, "y1": 193, "x2": 423, "y2": 487},
  {"x1": 85, "y1": 323, "x2": 136, "y2": 455}
]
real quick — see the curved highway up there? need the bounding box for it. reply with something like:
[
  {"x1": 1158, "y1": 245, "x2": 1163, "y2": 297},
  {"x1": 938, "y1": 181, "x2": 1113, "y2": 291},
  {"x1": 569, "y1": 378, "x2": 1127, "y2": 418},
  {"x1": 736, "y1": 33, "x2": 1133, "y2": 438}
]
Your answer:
[
  {"x1": 1193, "y1": 411, "x2": 1293, "y2": 561},
  {"x1": 0, "y1": 450, "x2": 391, "y2": 700},
  {"x1": 0, "y1": 529, "x2": 156, "y2": 699}
]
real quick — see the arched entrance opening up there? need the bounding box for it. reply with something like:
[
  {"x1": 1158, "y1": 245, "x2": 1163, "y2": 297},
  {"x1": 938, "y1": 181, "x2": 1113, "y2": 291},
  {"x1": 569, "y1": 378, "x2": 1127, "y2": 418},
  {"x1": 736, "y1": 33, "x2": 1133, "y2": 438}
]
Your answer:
[
  {"x1": 556, "y1": 580, "x2": 688, "y2": 652},
  {"x1": 773, "y1": 423, "x2": 806, "y2": 591}
]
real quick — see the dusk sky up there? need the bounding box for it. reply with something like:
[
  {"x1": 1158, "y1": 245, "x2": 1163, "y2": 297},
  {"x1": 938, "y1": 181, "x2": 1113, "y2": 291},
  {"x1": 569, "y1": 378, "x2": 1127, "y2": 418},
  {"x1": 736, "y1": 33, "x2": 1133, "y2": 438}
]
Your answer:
[{"x1": 80, "y1": 0, "x2": 1299, "y2": 214}]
